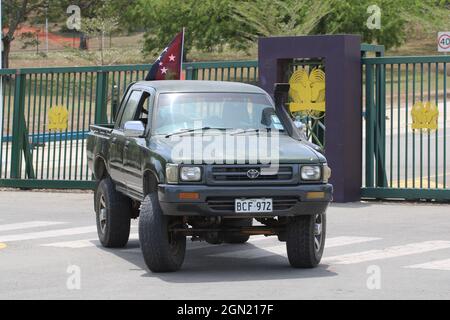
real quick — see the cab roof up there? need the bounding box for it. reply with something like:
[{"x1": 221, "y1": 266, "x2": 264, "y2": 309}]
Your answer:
[{"x1": 133, "y1": 80, "x2": 267, "y2": 94}]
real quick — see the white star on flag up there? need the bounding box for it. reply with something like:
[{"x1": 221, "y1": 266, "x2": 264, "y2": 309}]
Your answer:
[
  {"x1": 161, "y1": 67, "x2": 168, "y2": 74},
  {"x1": 159, "y1": 62, "x2": 164, "y2": 66},
  {"x1": 169, "y1": 54, "x2": 176, "y2": 62}
]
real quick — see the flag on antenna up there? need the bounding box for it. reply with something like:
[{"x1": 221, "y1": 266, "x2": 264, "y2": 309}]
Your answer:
[{"x1": 145, "y1": 30, "x2": 185, "y2": 81}]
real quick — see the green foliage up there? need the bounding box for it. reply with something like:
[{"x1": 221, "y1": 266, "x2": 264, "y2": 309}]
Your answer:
[
  {"x1": 130, "y1": 0, "x2": 242, "y2": 54},
  {"x1": 130, "y1": 0, "x2": 449, "y2": 55},
  {"x1": 232, "y1": 0, "x2": 333, "y2": 40},
  {"x1": 315, "y1": 0, "x2": 450, "y2": 50},
  {"x1": 20, "y1": 31, "x2": 40, "y2": 49},
  {"x1": 2, "y1": 0, "x2": 449, "y2": 62}
]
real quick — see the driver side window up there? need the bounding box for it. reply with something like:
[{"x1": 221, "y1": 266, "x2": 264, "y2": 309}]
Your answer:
[{"x1": 117, "y1": 91, "x2": 143, "y2": 129}]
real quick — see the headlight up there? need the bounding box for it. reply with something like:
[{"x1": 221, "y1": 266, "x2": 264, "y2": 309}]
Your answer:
[
  {"x1": 166, "y1": 164, "x2": 179, "y2": 184},
  {"x1": 301, "y1": 165, "x2": 322, "y2": 181},
  {"x1": 180, "y1": 166, "x2": 202, "y2": 182}
]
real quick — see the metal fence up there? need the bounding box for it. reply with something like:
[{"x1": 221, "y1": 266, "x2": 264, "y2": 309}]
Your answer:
[
  {"x1": 362, "y1": 55, "x2": 450, "y2": 200},
  {"x1": 2, "y1": 50, "x2": 449, "y2": 201},
  {"x1": 0, "y1": 61, "x2": 258, "y2": 189}
]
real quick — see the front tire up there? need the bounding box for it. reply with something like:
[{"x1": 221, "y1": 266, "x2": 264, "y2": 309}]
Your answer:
[
  {"x1": 139, "y1": 193, "x2": 186, "y2": 273},
  {"x1": 286, "y1": 213, "x2": 326, "y2": 268},
  {"x1": 95, "y1": 177, "x2": 131, "y2": 248}
]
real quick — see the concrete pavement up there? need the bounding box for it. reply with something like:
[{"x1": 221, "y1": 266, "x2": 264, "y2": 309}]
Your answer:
[{"x1": 0, "y1": 190, "x2": 449, "y2": 300}]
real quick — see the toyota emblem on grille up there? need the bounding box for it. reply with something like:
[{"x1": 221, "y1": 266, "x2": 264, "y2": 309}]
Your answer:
[{"x1": 247, "y1": 169, "x2": 260, "y2": 179}]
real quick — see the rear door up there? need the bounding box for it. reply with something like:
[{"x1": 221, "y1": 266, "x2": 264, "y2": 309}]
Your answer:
[{"x1": 109, "y1": 90, "x2": 143, "y2": 184}]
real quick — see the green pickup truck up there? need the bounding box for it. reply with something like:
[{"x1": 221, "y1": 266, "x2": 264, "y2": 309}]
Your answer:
[{"x1": 87, "y1": 80, "x2": 332, "y2": 273}]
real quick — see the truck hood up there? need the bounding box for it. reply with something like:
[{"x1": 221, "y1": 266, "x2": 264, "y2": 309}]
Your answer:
[{"x1": 149, "y1": 134, "x2": 325, "y2": 164}]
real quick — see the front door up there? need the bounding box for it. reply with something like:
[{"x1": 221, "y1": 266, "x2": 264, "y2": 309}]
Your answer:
[
  {"x1": 123, "y1": 91, "x2": 153, "y2": 193},
  {"x1": 110, "y1": 90, "x2": 143, "y2": 186}
]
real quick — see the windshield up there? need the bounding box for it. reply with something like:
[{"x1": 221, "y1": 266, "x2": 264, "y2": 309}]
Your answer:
[{"x1": 154, "y1": 93, "x2": 285, "y2": 136}]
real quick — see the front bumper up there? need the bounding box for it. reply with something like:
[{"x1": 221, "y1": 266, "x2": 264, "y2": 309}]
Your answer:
[{"x1": 158, "y1": 184, "x2": 333, "y2": 217}]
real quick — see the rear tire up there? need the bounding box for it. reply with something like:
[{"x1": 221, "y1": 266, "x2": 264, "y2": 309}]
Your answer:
[
  {"x1": 139, "y1": 193, "x2": 186, "y2": 273},
  {"x1": 286, "y1": 213, "x2": 326, "y2": 268},
  {"x1": 95, "y1": 177, "x2": 131, "y2": 248},
  {"x1": 223, "y1": 218, "x2": 252, "y2": 244}
]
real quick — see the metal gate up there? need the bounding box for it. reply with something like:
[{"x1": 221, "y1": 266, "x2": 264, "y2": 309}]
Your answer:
[
  {"x1": 362, "y1": 55, "x2": 450, "y2": 201},
  {"x1": 2, "y1": 53, "x2": 448, "y2": 201},
  {"x1": 0, "y1": 61, "x2": 258, "y2": 189}
]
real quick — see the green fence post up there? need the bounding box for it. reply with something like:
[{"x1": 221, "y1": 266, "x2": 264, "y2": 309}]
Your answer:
[
  {"x1": 185, "y1": 65, "x2": 198, "y2": 80},
  {"x1": 11, "y1": 72, "x2": 35, "y2": 180},
  {"x1": 375, "y1": 64, "x2": 387, "y2": 187},
  {"x1": 11, "y1": 73, "x2": 26, "y2": 179},
  {"x1": 365, "y1": 65, "x2": 375, "y2": 188},
  {"x1": 95, "y1": 71, "x2": 109, "y2": 124}
]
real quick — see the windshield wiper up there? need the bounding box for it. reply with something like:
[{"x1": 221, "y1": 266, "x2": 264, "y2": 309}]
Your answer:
[
  {"x1": 165, "y1": 127, "x2": 230, "y2": 138},
  {"x1": 230, "y1": 128, "x2": 274, "y2": 136}
]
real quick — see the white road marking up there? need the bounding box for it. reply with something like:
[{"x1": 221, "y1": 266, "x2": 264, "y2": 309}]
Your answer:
[
  {"x1": 42, "y1": 233, "x2": 139, "y2": 248},
  {"x1": 0, "y1": 221, "x2": 66, "y2": 232},
  {"x1": 42, "y1": 233, "x2": 272, "y2": 250},
  {"x1": 323, "y1": 241, "x2": 450, "y2": 265},
  {"x1": 0, "y1": 226, "x2": 97, "y2": 243},
  {"x1": 325, "y1": 236, "x2": 381, "y2": 248},
  {"x1": 209, "y1": 236, "x2": 382, "y2": 259},
  {"x1": 404, "y1": 259, "x2": 450, "y2": 271}
]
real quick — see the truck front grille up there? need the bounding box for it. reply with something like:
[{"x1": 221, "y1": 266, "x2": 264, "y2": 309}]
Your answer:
[
  {"x1": 207, "y1": 197, "x2": 299, "y2": 212},
  {"x1": 208, "y1": 165, "x2": 297, "y2": 185}
]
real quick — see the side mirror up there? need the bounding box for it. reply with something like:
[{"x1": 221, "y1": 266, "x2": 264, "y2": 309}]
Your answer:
[{"x1": 124, "y1": 121, "x2": 145, "y2": 138}]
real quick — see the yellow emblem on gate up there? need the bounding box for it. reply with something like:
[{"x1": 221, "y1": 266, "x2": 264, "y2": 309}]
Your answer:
[
  {"x1": 48, "y1": 106, "x2": 69, "y2": 131},
  {"x1": 289, "y1": 68, "x2": 326, "y2": 116},
  {"x1": 411, "y1": 101, "x2": 439, "y2": 130}
]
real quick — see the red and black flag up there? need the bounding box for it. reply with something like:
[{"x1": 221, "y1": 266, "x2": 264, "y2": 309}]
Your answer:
[{"x1": 145, "y1": 30, "x2": 185, "y2": 81}]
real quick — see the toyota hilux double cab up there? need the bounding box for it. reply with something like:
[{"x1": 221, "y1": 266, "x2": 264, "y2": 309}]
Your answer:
[{"x1": 87, "y1": 80, "x2": 332, "y2": 273}]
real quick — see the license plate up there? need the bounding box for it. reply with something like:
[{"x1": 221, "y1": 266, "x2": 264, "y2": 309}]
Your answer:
[{"x1": 235, "y1": 199, "x2": 273, "y2": 213}]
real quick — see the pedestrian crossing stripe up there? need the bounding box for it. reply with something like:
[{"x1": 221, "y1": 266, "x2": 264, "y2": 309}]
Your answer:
[
  {"x1": 41, "y1": 234, "x2": 271, "y2": 249},
  {"x1": 209, "y1": 236, "x2": 382, "y2": 260},
  {"x1": 2, "y1": 219, "x2": 450, "y2": 271},
  {"x1": 324, "y1": 240, "x2": 450, "y2": 265},
  {"x1": 0, "y1": 226, "x2": 97, "y2": 243},
  {"x1": 404, "y1": 259, "x2": 450, "y2": 271},
  {"x1": 42, "y1": 233, "x2": 139, "y2": 248},
  {"x1": 0, "y1": 221, "x2": 66, "y2": 232}
]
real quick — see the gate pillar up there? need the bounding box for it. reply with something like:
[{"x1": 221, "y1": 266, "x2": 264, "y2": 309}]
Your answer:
[{"x1": 259, "y1": 35, "x2": 362, "y2": 202}]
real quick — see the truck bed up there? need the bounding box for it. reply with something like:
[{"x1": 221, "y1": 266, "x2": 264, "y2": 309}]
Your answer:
[{"x1": 86, "y1": 124, "x2": 115, "y2": 177}]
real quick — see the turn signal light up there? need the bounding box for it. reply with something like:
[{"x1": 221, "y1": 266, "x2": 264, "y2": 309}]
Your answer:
[
  {"x1": 306, "y1": 192, "x2": 326, "y2": 200},
  {"x1": 178, "y1": 192, "x2": 200, "y2": 200}
]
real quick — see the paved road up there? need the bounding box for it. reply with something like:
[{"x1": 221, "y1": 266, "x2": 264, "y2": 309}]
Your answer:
[{"x1": 0, "y1": 190, "x2": 449, "y2": 300}]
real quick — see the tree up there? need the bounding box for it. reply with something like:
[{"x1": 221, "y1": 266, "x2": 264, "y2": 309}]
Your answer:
[
  {"x1": 315, "y1": 0, "x2": 450, "y2": 50},
  {"x1": 130, "y1": 0, "x2": 250, "y2": 55},
  {"x1": 132, "y1": 0, "x2": 449, "y2": 56},
  {"x1": 1, "y1": 0, "x2": 47, "y2": 68},
  {"x1": 81, "y1": 16, "x2": 119, "y2": 65},
  {"x1": 44, "y1": 0, "x2": 129, "y2": 50},
  {"x1": 231, "y1": 0, "x2": 333, "y2": 43},
  {"x1": 20, "y1": 31, "x2": 41, "y2": 54}
]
